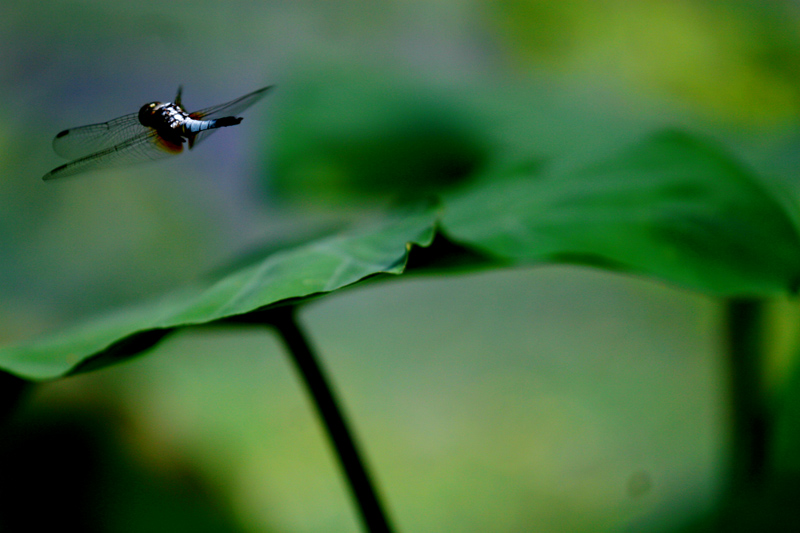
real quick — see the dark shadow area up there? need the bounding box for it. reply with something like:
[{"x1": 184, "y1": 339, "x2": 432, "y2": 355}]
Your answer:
[
  {"x1": 0, "y1": 405, "x2": 252, "y2": 533},
  {"x1": 404, "y1": 230, "x2": 496, "y2": 274},
  {"x1": 0, "y1": 371, "x2": 30, "y2": 425},
  {"x1": 67, "y1": 328, "x2": 175, "y2": 378}
]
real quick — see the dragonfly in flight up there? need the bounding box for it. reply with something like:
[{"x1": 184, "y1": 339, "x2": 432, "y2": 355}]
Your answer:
[{"x1": 43, "y1": 85, "x2": 273, "y2": 180}]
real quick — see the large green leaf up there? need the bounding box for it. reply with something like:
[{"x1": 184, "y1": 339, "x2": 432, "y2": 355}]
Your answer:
[
  {"x1": 2, "y1": 130, "x2": 799, "y2": 381},
  {"x1": 0, "y1": 210, "x2": 437, "y2": 380},
  {"x1": 441, "y1": 130, "x2": 800, "y2": 295}
]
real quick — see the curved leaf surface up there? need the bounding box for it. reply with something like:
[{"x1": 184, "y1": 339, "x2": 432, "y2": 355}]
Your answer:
[
  {"x1": 0, "y1": 210, "x2": 436, "y2": 380},
  {"x1": 440, "y1": 130, "x2": 800, "y2": 295}
]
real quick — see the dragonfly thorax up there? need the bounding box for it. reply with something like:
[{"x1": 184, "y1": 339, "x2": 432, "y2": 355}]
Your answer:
[
  {"x1": 138, "y1": 102, "x2": 189, "y2": 132},
  {"x1": 137, "y1": 101, "x2": 235, "y2": 147}
]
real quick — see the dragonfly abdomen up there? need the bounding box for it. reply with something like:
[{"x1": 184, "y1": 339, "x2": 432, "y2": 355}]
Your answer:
[{"x1": 181, "y1": 116, "x2": 242, "y2": 134}]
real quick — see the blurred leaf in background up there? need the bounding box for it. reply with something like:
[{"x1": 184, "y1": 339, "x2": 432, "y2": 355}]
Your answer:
[
  {"x1": 491, "y1": 0, "x2": 800, "y2": 128},
  {"x1": 268, "y1": 70, "x2": 490, "y2": 206}
]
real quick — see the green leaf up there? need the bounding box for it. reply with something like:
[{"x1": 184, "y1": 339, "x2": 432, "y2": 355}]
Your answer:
[
  {"x1": 3, "y1": 129, "x2": 799, "y2": 382},
  {"x1": 0, "y1": 209, "x2": 437, "y2": 381},
  {"x1": 267, "y1": 71, "x2": 489, "y2": 205},
  {"x1": 440, "y1": 130, "x2": 800, "y2": 294}
]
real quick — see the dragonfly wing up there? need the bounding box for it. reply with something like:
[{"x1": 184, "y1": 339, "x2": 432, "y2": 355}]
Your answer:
[
  {"x1": 43, "y1": 130, "x2": 182, "y2": 181},
  {"x1": 52, "y1": 112, "x2": 148, "y2": 160},
  {"x1": 188, "y1": 85, "x2": 273, "y2": 147},
  {"x1": 191, "y1": 85, "x2": 274, "y2": 120}
]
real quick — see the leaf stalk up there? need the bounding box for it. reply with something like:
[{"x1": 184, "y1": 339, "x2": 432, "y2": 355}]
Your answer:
[{"x1": 264, "y1": 306, "x2": 395, "y2": 533}]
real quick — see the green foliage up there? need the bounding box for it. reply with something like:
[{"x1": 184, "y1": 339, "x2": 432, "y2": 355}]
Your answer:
[
  {"x1": 268, "y1": 73, "x2": 489, "y2": 204},
  {"x1": 6, "y1": 2, "x2": 800, "y2": 532},
  {"x1": 1, "y1": 129, "x2": 798, "y2": 382},
  {"x1": 0, "y1": 209, "x2": 436, "y2": 380},
  {"x1": 442, "y1": 130, "x2": 800, "y2": 294}
]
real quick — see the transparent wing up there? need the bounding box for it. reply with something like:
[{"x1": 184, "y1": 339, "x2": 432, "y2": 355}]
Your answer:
[
  {"x1": 188, "y1": 85, "x2": 273, "y2": 147},
  {"x1": 51, "y1": 112, "x2": 149, "y2": 160},
  {"x1": 43, "y1": 130, "x2": 183, "y2": 181},
  {"x1": 191, "y1": 85, "x2": 273, "y2": 120}
]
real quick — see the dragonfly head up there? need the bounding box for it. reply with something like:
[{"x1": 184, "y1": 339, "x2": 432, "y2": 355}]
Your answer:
[{"x1": 138, "y1": 102, "x2": 162, "y2": 127}]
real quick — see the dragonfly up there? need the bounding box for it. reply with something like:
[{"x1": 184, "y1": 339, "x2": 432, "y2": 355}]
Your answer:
[{"x1": 42, "y1": 85, "x2": 273, "y2": 181}]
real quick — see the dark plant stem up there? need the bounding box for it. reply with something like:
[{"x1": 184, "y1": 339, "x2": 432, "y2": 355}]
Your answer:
[
  {"x1": 265, "y1": 306, "x2": 394, "y2": 533},
  {"x1": 724, "y1": 298, "x2": 769, "y2": 492}
]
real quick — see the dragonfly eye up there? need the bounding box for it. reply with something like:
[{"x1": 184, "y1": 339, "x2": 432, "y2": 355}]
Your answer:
[{"x1": 138, "y1": 102, "x2": 161, "y2": 127}]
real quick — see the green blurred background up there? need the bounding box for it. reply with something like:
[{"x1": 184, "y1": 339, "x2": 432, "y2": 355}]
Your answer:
[{"x1": 2, "y1": 1, "x2": 800, "y2": 531}]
